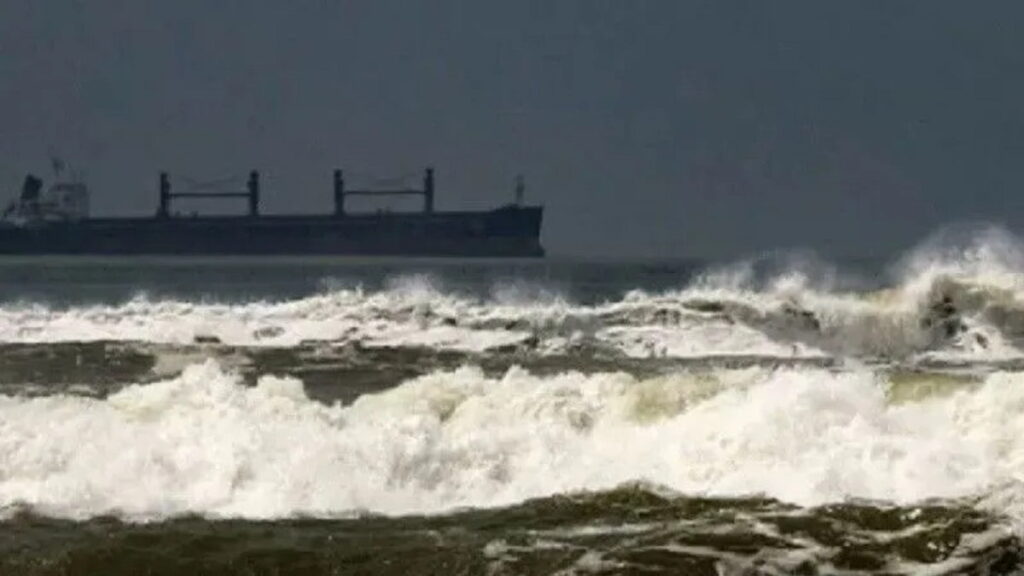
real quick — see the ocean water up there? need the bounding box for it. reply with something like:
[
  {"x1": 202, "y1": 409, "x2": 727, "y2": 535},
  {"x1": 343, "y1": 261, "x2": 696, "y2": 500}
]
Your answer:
[{"x1": 3, "y1": 228, "x2": 1024, "y2": 574}]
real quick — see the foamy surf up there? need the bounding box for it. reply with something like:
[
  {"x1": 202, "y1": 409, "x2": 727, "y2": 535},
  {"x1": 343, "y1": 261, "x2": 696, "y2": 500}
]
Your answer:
[
  {"x1": 5, "y1": 230, "x2": 1024, "y2": 574},
  {"x1": 1, "y1": 360, "x2": 1023, "y2": 524},
  {"x1": 3, "y1": 229, "x2": 1024, "y2": 366}
]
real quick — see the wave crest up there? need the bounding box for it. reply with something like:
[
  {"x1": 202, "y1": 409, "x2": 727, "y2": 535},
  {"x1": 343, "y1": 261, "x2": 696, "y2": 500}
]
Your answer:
[
  {"x1": 2, "y1": 361, "x2": 1024, "y2": 521},
  {"x1": 4, "y1": 228, "x2": 1024, "y2": 365}
]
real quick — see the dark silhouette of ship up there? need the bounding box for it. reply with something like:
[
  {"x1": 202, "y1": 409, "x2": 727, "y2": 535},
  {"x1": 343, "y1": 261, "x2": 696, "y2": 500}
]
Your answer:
[{"x1": 0, "y1": 166, "x2": 544, "y2": 256}]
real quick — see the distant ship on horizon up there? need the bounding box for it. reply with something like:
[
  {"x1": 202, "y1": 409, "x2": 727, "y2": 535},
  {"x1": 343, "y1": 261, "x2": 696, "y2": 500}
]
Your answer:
[{"x1": 0, "y1": 164, "x2": 544, "y2": 257}]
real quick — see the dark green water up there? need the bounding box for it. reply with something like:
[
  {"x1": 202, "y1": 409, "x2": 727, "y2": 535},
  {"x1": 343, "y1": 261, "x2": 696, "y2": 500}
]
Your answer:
[
  {"x1": 2, "y1": 488, "x2": 1018, "y2": 575},
  {"x1": 1, "y1": 255, "x2": 1023, "y2": 575}
]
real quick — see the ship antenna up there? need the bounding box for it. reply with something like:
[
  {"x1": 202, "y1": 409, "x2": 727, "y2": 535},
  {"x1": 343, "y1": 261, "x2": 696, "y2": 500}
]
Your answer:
[
  {"x1": 50, "y1": 154, "x2": 66, "y2": 179},
  {"x1": 514, "y1": 174, "x2": 525, "y2": 206}
]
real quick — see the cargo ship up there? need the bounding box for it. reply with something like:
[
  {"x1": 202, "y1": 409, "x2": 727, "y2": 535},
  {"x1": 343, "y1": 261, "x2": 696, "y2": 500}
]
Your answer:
[{"x1": 0, "y1": 166, "x2": 544, "y2": 256}]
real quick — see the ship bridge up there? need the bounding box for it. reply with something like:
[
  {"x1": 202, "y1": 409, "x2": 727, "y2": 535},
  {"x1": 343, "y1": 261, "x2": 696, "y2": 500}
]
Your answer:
[{"x1": 2, "y1": 174, "x2": 89, "y2": 224}]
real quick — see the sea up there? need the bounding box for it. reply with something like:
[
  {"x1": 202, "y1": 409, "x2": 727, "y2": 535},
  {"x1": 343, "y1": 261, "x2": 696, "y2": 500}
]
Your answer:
[{"x1": 2, "y1": 226, "x2": 1024, "y2": 575}]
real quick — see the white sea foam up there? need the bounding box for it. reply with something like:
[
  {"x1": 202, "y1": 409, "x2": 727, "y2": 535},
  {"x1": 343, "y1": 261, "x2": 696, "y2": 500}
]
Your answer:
[
  {"x1": 2, "y1": 361, "x2": 1024, "y2": 522},
  {"x1": 0, "y1": 282, "x2": 537, "y2": 352},
  {"x1": 3, "y1": 227, "x2": 1024, "y2": 363},
  {"x1": 0, "y1": 281, "x2": 814, "y2": 359},
  {"x1": 0, "y1": 270, "x2": 1008, "y2": 362}
]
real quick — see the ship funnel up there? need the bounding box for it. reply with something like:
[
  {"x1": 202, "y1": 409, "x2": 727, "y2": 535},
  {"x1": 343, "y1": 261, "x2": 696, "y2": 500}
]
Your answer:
[{"x1": 21, "y1": 174, "x2": 43, "y2": 201}]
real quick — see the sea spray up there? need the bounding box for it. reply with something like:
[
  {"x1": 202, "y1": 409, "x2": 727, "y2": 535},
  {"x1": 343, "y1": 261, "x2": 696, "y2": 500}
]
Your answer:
[
  {"x1": 1, "y1": 361, "x2": 1024, "y2": 523},
  {"x1": 4, "y1": 256, "x2": 1024, "y2": 362}
]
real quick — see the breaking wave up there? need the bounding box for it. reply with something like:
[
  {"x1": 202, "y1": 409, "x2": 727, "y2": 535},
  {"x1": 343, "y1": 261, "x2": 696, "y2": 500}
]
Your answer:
[
  {"x1": 1, "y1": 360, "x2": 1024, "y2": 522},
  {"x1": 3, "y1": 227, "x2": 1024, "y2": 364}
]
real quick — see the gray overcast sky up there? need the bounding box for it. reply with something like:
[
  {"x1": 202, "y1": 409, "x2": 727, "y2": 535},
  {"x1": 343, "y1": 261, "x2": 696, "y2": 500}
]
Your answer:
[{"x1": 2, "y1": 1, "x2": 1024, "y2": 258}]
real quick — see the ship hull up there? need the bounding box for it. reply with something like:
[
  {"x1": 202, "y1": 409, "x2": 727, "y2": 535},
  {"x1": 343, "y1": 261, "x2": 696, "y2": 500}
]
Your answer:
[{"x1": 0, "y1": 206, "x2": 544, "y2": 257}]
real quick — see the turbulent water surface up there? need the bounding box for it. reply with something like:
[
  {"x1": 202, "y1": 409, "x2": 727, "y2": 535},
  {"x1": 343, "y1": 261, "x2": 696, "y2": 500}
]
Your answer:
[{"x1": 5, "y1": 230, "x2": 1024, "y2": 574}]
